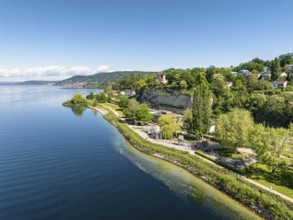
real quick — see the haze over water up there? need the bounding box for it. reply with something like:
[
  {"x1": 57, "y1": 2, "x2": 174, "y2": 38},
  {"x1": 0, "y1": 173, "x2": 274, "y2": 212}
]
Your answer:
[{"x1": 0, "y1": 85, "x2": 261, "y2": 220}]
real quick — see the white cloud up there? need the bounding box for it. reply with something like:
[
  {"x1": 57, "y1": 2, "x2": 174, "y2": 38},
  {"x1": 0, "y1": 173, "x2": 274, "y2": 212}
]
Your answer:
[
  {"x1": 96, "y1": 65, "x2": 110, "y2": 72},
  {"x1": 0, "y1": 65, "x2": 111, "y2": 81}
]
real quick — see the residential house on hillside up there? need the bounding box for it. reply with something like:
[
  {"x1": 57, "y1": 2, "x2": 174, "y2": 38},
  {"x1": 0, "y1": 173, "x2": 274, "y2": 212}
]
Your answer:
[
  {"x1": 245, "y1": 73, "x2": 261, "y2": 79},
  {"x1": 279, "y1": 72, "x2": 287, "y2": 78},
  {"x1": 261, "y1": 73, "x2": 271, "y2": 81},
  {"x1": 111, "y1": 90, "x2": 118, "y2": 96},
  {"x1": 263, "y1": 66, "x2": 271, "y2": 74},
  {"x1": 120, "y1": 90, "x2": 136, "y2": 97},
  {"x1": 225, "y1": 82, "x2": 233, "y2": 88},
  {"x1": 157, "y1": 73, "x2": 168, "y2": 84},
  {"x1": 285, "y1": 64, "x2": 293, "y2": 71},
  {"x1": 272, "y1": 81, "x2": 288, "y2": 89},
  {"x1": 125, "y1": 90, "x2": 136, "y2": 97},
  {"x1": 238, "y1": 70, "x2": 250, "y2": 75}
]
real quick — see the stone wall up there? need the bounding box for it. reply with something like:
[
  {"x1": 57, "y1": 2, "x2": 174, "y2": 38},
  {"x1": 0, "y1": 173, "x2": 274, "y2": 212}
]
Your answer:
[{"x1": 138, "y1": 88, "x2": 192, "y2": 114}]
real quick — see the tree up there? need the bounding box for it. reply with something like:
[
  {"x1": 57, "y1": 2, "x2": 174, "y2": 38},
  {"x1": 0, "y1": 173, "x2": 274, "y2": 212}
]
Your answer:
[
  {"x1": 134, "y1": 79, "x2": 146, "y2": 92},
  {"x1": 212, "y1": 73, "x2": 226, "y2": 96},
  {"x1": 71, "y1": 93, "x2": 86, "y2": 104},
  {"x1": 251, "y1": 57, "x2": 265, "y2": 65},
  {"x1": 86, "y1": 92, "x2": 94, "y2": 100},
  {"x1": 104, "y1": 85, "x2": 112, "y2": 94},
  {"x1": 123, "y1": 99, "x2": 140, "y2": 120},
  {"x1": 179, "y1": 80, "x2": 188, "y2": 89},
  {"x1": 158, "y1": 114, "x2": 181, "y2": 139},
  {"x1": 271, "y1": 58, "x2": 281, "y2": 80},
  {"x1": 135, "y1": 103, "x2": 153, "y2": 122},
  {"x1": 246, "y1": 76, "x2": 258, "y2": 91},
  {"x1": 248, "y1": 93, "x2": 267, "y2": 123},
  {"x1": 279, "y1": 53, "x2": 293, "y2": 67},
  {"x1": 264, "y1": 126, "x2": 293, "y2": 173},
  {"x1": 264, "y1": 95, "x2": 285, "y2": 127},
  {"x1": 254, "y1": 80, "x2": 272, "y2": 90},
  {"x1": 234, "y1": 61, "x2": 264, "y2": 72},
  {"x1": 250, "y1": 124, "x2": 293, "y2": 173},
  {"x1": 183, "y1": 109, "x2": 193, "y2": 132},
  {"x1": 95, "y1": 92, "x2": 107, "y2": 103},
  {"x1": 215, "y1": 109, "x2": 254, "y2": 151},
  {"x1": 192, "y1": 83, "x2": 212, "y2": 138},
  {"x1": 206, "y1": 65, "x2": 216, "y2": 83},
  {"x1": 119, "y1": 96, "x2": 129, "y2": 108}
]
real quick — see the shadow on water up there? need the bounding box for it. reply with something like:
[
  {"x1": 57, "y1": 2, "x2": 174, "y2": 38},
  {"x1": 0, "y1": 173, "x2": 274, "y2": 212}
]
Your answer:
[
  {"x1": 64, "y1": 105, "x2": 87, "y2": 117},
  {"x1": 111, "y1": 131, "x2": 262, "y2": 220}
]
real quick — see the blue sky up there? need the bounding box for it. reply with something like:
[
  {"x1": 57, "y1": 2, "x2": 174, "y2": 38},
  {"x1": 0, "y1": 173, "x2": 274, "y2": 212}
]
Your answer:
[{"x1": 0, "y1": 0, "x2": 292, "y2": 81}]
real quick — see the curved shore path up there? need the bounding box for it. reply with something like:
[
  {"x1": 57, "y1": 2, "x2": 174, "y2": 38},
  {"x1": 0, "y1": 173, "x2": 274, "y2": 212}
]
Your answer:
[{"x1": 94, "y1": 105, "x2": 293, "y2": 204}]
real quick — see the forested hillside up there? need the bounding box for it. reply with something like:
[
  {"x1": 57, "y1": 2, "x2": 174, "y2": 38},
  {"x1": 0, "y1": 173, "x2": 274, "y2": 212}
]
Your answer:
[{"x1": 55, "y1": 71, "x2": 154, "y2": 87}]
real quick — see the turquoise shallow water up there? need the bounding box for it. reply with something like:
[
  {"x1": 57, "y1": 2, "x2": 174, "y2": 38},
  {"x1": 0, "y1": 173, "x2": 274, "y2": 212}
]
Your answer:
[{"x1": 0, "y1": 85, "x2": 261, "y2": 220}]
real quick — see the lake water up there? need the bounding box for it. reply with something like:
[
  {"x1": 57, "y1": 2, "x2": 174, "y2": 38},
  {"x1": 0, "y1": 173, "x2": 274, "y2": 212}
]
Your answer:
[{"x1": 0, "y1": 85, "x2": 262, "y2": 220}]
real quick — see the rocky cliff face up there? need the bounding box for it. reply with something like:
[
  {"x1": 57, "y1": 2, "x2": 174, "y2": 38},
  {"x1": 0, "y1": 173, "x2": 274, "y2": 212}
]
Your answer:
[{"x1": 138, "y1": 88, "x2": 192, "y2": 114}]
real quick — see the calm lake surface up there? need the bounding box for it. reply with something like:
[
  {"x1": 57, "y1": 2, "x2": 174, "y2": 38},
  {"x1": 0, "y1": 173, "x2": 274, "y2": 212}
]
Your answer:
[{"x1": 0, "y1": 85, "x2": 262, "y2": 220}]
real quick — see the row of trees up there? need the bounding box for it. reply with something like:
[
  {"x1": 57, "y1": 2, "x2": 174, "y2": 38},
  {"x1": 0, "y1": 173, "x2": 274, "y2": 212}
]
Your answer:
[
  {"x1": 247, "y1": 92, "x2": 293, "y2": 128},
  {"x1": 233, "y1": 53, "x2": 293, "y2": 77}
]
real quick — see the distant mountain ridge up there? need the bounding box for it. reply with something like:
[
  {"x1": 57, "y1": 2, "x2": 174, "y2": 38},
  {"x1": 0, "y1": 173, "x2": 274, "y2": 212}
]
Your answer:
[
  {"x1": 55, "y1": 71, "x2": 155, "y2": 86},
  {"x1": 0, "y1": 81, "x2": 56, "y2": 85},
  {"x1": 19, "y1": 80, "x2": 57, "y2": 85}
]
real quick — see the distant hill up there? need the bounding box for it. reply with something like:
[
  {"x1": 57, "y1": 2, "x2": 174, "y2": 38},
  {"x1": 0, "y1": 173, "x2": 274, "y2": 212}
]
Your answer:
[
  {"x1": 55, "y1": 71, "x2": 155, "y2": 86},
  {"x1": 0, "y1": 82, "x2": 19, "y2": 85},
  {"x1": 18, "y1": 80, "x2": 57, "y2": 85},
  {"x1": 0, "y1": 81, "x2": 56, "y2": 85}
]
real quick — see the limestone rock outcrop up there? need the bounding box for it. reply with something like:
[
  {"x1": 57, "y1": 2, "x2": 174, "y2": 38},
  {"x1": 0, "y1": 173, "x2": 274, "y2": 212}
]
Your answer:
[{"x1": 138, "y1": 88, "x2": 192, "y2": 114}]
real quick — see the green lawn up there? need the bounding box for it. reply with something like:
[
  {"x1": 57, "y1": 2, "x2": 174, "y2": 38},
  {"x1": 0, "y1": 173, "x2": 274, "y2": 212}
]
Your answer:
[
  {"x1": 103, "y1": 103, "x2": 124, "y2": 116},
  {"x1": 244, "y1": 163, "x2": 293, "y2": 199},
  {"x1": 255, "y1": 179, "x2": 293, "y2": 199}
]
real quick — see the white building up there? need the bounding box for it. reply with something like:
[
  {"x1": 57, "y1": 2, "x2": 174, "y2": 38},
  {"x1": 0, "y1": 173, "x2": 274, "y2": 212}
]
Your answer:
[
  {"x1": 238, "y1": 70, "x2": 250, "y2": 75},
  {"x1": 263, "y1": 66, "x2": 271, "y2": 74},
  {"x1": 272, "y1": 81, "x2": 288, "y2": 89},
  {"x1": 225, "y1": 82, "x2": 233, "y2": 88},
  {"x1": 279, "y1": 72, "x2": 287, "y2": 78},
  {"x1": 285, "y1": 64, "x2": 293, "y2": 71},
  {"x1": 158, "y1": 73, "x2": 168, "y2": 84}
]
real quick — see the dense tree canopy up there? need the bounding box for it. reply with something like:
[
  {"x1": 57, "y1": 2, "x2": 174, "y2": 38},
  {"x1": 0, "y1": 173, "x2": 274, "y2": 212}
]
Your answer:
[
  {"x1": 215, "y1": 109, "x2": 254, "y2": 151},
  {"x1": 249, "y1": 124, "x2": 293, "y2": 172},
  {"x1": 279, "y1": 53, "x2": 293, "y2": 67},
  {"x1": 233, "y1": 60, "x2": 264, "y2": 72}
]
